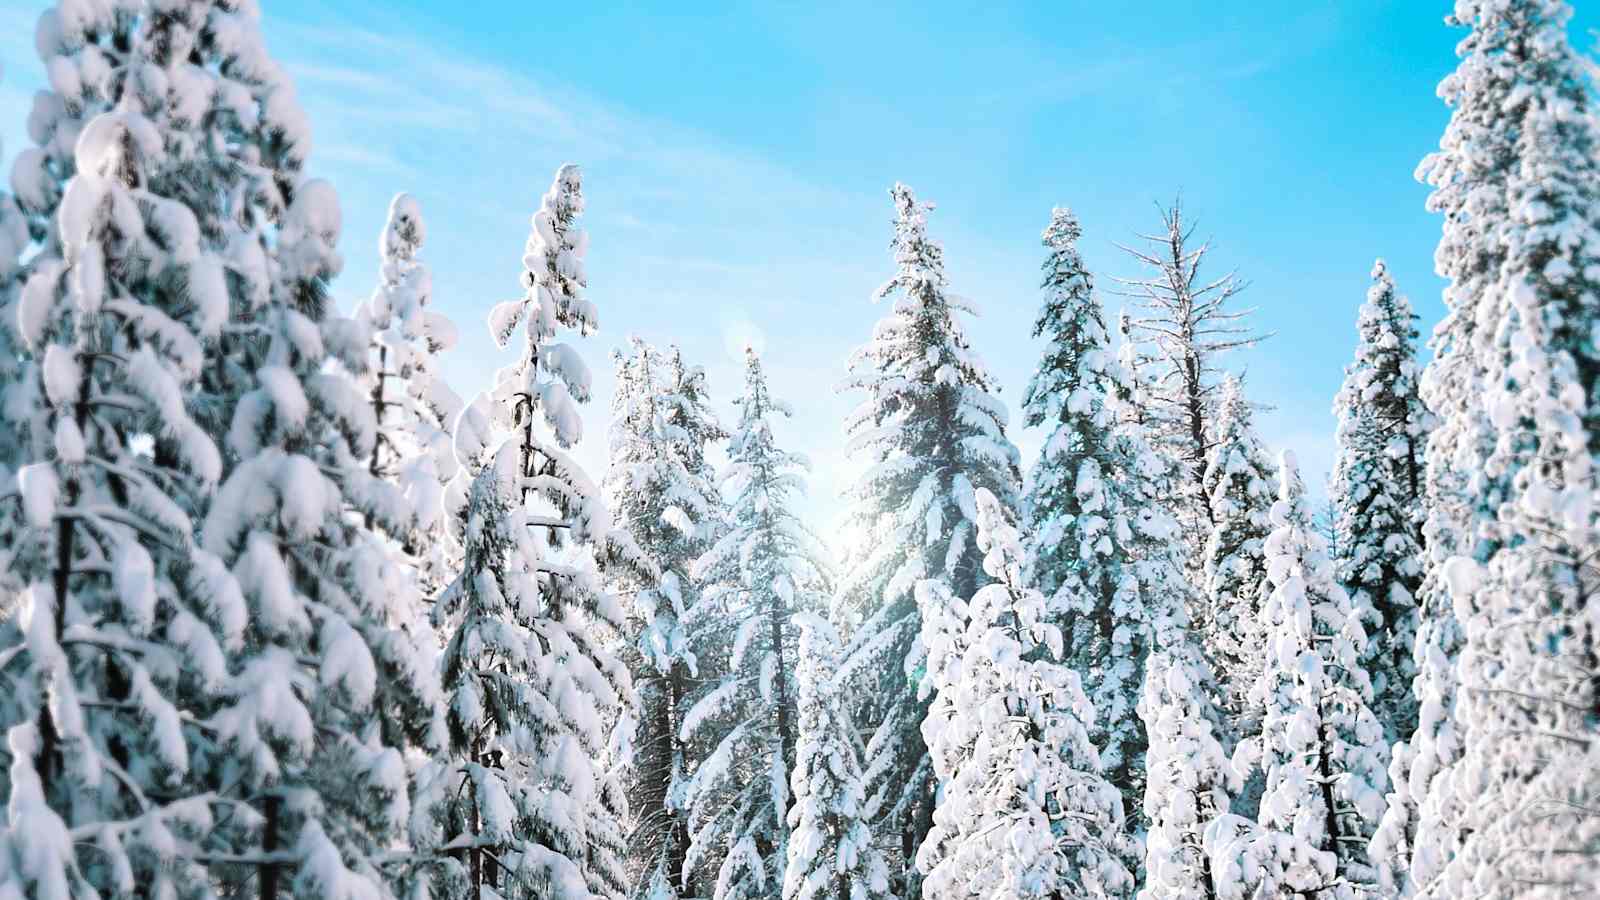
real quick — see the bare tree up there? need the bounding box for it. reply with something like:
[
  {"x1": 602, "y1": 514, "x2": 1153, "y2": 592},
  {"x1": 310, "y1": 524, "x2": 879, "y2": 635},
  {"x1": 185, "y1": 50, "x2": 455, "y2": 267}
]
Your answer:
[{"x1": 1114, "y1": 198, "x2": 1271, "y2": 547}]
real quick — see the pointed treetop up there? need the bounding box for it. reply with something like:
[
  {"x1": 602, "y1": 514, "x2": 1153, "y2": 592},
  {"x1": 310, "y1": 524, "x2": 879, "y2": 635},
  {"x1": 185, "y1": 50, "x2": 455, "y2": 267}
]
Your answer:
[
  {"x1": 381, "y1": 192, "x2": 426, "y2": 261},
  {"x1": 1042, "y1": 205, "x2": 1083, "y2": 249},
  {"x1": 1276, "y1": 449, "x2": 1304, "y2": 513}
]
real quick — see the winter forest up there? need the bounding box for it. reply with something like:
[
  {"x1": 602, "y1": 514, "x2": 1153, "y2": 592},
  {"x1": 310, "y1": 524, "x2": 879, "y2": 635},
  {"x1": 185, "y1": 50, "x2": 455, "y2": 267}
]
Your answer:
[{"x1": 0, "y1": 0, "x2": 1595, "y2": 899}]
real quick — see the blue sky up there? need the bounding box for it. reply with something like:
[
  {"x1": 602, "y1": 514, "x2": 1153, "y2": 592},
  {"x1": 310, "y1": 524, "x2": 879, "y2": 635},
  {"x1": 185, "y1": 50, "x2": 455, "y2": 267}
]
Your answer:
[{"x1": 4, "y1": 1, "x2": 1596, "y2": 529}]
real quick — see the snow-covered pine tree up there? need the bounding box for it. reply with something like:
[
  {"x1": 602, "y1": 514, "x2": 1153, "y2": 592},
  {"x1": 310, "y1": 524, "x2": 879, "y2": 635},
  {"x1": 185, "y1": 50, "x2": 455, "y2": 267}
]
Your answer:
[
  {"x1": 421, "y1": 164, "x2": 638, "y2": 900},
  {"x1": 681, "y1": 348, "x2": 827, "y2": 900},
  {"x1": 1138, "y1": 587, "x2": 1231, "y2": 900},
  {"x1": 1399, "y1": 3, "x2": 1600, "y2": 895},
  {"x1": 1329, "y1": 259, "x2": 1428, "y2": 746},
  {"x1": 1199, "y1": 376, "x2": 1276, "y2": 739},
  {"x1": 355, "y1": 193, "x2": 464, "y2": 624},
  {"x1": 0, "y1": 108, "x2": 236, "y2": 900},
  {"x1": 918, "y1": 488, "x2": 1133, "y2": 900},
  {"x1": 832, "y1": 183, "x2": 1021, "y2": 892},
  {"x1": 197, "y1": 171, "x2": 451, "y2": 897},
  {"x1": 1130, "y1": 394, "x2": 1234, "y2": 900},
  {"x1": 1019, "y1": 207, "x2": 1158, "y2": 844},
  {"x1": 1114, "y1": 201, "x2": 1269, "y2": 561},
  {"x1": 1375, "y1": 5, "x2": 1600, "y2": 895},
  {"x1": 421, "y1": 440, "x2": 604, "y2": 899},
  {"x1": 1105, "y1": 306, "x2": 1232, "y2": 895},
  {"x1": 783, "y1": 612, "x2": 891, "y2": 900},
  {"x1": 4, "y1": 5, "x2": 440, "y2": 894},
  {"x1": 607, "y1": 338, "x2": 729, "y2": 900},
  {"x1": 1233, "y1": 451, "x2": 1388, "y2": 898}
]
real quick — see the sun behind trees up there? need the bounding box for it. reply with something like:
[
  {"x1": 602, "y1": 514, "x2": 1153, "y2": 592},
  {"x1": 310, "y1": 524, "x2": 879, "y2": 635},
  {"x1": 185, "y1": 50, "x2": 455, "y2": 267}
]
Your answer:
[{"x1": 0, "y1": 1, "x2": 1595, "y2": 899}]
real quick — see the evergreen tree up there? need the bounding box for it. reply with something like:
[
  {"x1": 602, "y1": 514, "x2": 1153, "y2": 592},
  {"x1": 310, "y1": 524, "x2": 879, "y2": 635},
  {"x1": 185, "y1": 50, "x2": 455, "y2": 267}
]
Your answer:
[
  {"x1": 354, "y1": 193, "x2": 465, "y2": 611},
  {"x1": 1, "y1": 3, "x2": 434, "y2": 894},
  {"x1": 1376, "y1": 4, "x2": 1600, "y2": 895},
  {"x1": 683, "y1": 349, "x2": 826, "y2": 900},
  {"x1": 783, "y1": 613, "x2": 891, "y2": 900},
  {"x1": 831, "y1": 184, "x2": 1021, "y2": 892},
  {"x1": 421, "y1": 164, "x2": 637, "y2": 899},
  {"x1": 1137, "y1": 596, "x2": 1231, "y2": 900},
  {"x1": 1114, "y1": 200, "x2": 1269, "y2": 559},
  {"x1": 1199, "y1": 376, "x2": 1276, "y2": 740},
  {"x1": 1134, "y1": 404, "x2": 1234, "y2": 900},
  {"x1": 1329, "y1": 259, "x2": 1428, "y2": 746},
  {"x1": 607, "y1": 339, "x2": 728, "y2": 900},
  {"x1": 0, "y1": 108, "x2": 235, "y2": 900},
  {"x1": 197, "y1": 172, "x2": 447, "y2": 896},
  {"x1": 1019, "y1": 207, "x2": 1157, "y2": 844},
  {"x1": 1402, "y1": 3, "x2": 1600, "y2": 895},
  {"x1": 918, "y1": 489, "x2": 1133, "y2": 900},
  {"x1": 1234, "y1": 452, "x2": 1388, "y2": 898}
]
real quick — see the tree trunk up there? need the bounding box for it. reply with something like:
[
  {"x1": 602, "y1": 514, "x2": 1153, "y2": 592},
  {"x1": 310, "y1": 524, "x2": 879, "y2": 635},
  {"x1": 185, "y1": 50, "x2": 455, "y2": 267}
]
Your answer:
[
  {"x1": 668, "y1": 663, "x2": 693, "y2": 897},
  {"x1": 365, "y1": 346, "x2": 388, "y2": 530},
  {"x1": 260, "y1": 794, "x2": 281, "y2": 900}
]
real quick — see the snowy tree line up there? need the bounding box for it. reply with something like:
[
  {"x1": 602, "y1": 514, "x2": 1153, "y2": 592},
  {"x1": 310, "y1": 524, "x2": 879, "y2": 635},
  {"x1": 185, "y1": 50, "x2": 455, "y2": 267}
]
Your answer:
[{"x1": 0, "y1": 1, "x2": 1594, "y2": 899}]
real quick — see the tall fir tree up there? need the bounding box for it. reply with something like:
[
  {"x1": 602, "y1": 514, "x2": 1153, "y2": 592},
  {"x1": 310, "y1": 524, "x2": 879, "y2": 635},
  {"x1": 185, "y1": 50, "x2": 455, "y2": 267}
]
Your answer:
[
  {"x1": 918, "y1": 489, "x2": 1133, "y2": 900},
  {"x1": 197, "y1": 172, "x2": 449, "y2": 896},
  {"x1": 1234, "y1": 452, "x2": 1388, "y2": 899},
  {"x1": 354, "y1": 193, "x2": 465, "y2": 614},
  {"x1": 1376, "y1": 3, "x2": 1600, "y2": 895},
  {"x1": 607, "y1": 339, "x2": 728, "y2": 900},
  {"x1": 1329, "y1": 259, "x2": 1429, "y2": 746},
  {"x1": 1400, "y1": 2, "x2": 1600, "y2": 895},
  {"x1": 1130, "y1": 385, "x2": 1235, "y2": 900},
  {"x1": 683, "y1": 349, "x2": 827, "y2": 900},
  {"x1": 0, "y1": 107, "x2": 236, "y2": 900},
  {"x1": 782, "y1": 613, "x2": 891, "y2": 900},
  {"x1": 0, "y1": 2, "x2": 444, "y2": 895},
  {"x1": 421, "y1": 164, "x2": 638, "y2": 900},
  {"x1": 1019, "y1": 208, "x2": 1158, "y2": 847},
  {"x1": 1137, "y1": 587, "x2": 1231, "y2": 900},
  {"x1": 1114, "y1": 201, "x2": 1269, "y2": 562},
  {"x1": 831, "y1": 184, "x2": 1021, "y2": 893},
  {"x1": 1199, "y1": 376, "x2": 1276, "y2": 742}
]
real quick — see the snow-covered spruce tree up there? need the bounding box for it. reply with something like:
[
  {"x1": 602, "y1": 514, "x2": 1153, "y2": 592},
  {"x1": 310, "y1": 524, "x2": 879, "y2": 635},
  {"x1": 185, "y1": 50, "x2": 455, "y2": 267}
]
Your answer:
[
  {"x1": 1019, "y1": 207, "x2": 1160, "y2": 845},
  {"x1": 918, "y1": 488, "x2": 1133, "y2": 900},
  {"x1": 607, "y1": 338, "x2": 729, "y2": 900},
  {"x1": 355, "y1": 193, "x2": 464, "y2": 623},
  {"x1": 783, "y1": 612, "x2": 891, "y2": 900},
  {"x1": 197, "y1": 171, "x2": 451, "y2": 896},
  {"x1": 419, "y1": 164, "x2": 638, "y2": 900},
  {"x1": 5, "y1": 0, "x2": 312, "y2": 552},
  {"x1": 1137, "y1": 585, "x2": 1231, "y2": 900},
  {"x1": 832, "y1": 183, "x2": 1021, "y2": 892},
  {"x1": 1114, "y1": 201, "x2": 1269, "y2": 559},
  {"x1": 1329, "y1": 259, "x2": 1428, "y2": 747},
  {"x1": 1199, "y1": 376, "x2": 1276, "y2": 739},
  {"x1": 421, "y1": 440, "x2": 608, "y2": 899},
  {"x1": 0, "y1": 110, "x2": 235, "y2": 900},
  {"x1": 1132, "y1": 391, "x2": 1234, "y2": 900},
  {"x1": 1232, "y1": 452, "x2": 1387, "y2": 898},
  {"x1": 1400, "y1": 3, "x2": 1600, "y2": 895},
  {"x1": 681, "y1": 348, "x2": 828, "y2": 900},
  {"x1": 1106, "y1": 319, "x2": 1232, "y2": 894},
  {"x1": 1376, "y1": 4, "x2": 1600, "y2": 896}
]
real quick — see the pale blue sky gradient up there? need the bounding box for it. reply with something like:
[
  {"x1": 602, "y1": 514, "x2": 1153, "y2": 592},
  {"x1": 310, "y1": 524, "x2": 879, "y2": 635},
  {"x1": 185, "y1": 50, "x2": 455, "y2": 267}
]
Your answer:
[{"x1": 4, "y1": 1, "x2": 1595, "y2": 528}]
